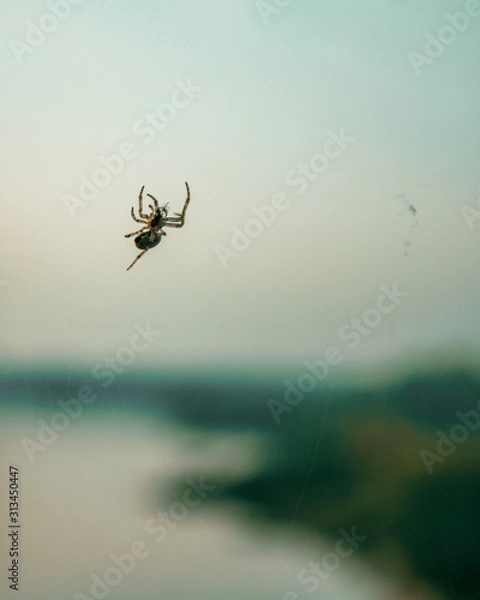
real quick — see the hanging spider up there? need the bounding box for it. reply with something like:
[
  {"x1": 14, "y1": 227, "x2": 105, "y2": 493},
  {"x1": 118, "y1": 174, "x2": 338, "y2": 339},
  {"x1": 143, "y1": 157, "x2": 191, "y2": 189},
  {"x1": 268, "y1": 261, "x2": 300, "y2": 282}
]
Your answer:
[{"x1": 125, "y1": 182, "x2": 191, "y2": 271}]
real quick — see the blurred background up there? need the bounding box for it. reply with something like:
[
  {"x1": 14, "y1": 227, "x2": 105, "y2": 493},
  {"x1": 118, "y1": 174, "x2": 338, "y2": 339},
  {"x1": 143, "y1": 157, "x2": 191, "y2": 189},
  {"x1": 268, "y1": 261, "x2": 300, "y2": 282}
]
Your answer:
[{"x1": 1, "y1": 1, "x2": 479, "y2": 598}]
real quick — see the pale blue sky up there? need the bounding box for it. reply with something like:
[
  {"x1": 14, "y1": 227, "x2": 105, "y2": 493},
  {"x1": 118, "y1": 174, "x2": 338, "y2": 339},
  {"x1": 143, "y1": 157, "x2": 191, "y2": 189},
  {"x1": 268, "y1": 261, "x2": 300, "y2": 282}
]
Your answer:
[{"x1": 1, "y1": 0, "x2": 479, "y2": 371}]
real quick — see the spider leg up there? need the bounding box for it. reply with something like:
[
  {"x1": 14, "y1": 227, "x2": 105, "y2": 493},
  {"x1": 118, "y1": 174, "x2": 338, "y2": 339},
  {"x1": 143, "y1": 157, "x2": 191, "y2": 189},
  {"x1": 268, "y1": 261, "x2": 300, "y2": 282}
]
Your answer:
[
  {"x1": 146, "y1": 193, "x2": 159, "y2": 209},
  {"x1": 138, "y1": 185, "x2": 150, "y2": 219},
  {"x1": 131, "y1": 207, "x2": 149, "y2": 224},
  {"x1": 163, "y1": 213, "x2": 182, "y2": 223},
  {"x1": 177, "y1": 181, "x2": 191, "y2": 225},
  {"x1": 181, "y1": 181, "x2": 191, "y2": 216},
  {"x1": 162, "y1": 182, "x2": 191, "y2": 228},
  {"x1": 125, "y1": 226, "x2": 149, "y2": 239},
  {"x1": 144, "y1": 228, "x2": 167, "y2": 244},
  {"x1": 163, "y1": 221, "x2": 184, "y2": 228},
  {"x1": 126, "y1": 248, "x2": 149, "y2": 271}
]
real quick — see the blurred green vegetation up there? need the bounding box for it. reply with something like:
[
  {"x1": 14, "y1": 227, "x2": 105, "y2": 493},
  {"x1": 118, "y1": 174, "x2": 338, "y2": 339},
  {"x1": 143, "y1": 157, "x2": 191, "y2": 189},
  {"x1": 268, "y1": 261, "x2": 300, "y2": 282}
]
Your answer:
[{"x1": 169, "y1": 368, "x2": 480, "y2": 599}]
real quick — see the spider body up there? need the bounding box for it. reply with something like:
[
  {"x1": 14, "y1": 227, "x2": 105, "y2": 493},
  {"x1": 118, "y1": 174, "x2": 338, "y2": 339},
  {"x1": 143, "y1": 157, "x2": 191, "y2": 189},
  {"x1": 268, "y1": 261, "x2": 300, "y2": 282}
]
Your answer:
[
  {"x1": 125, "y1": 182, "x2": 190, "y2": 271},
  {"x1": 149, "y1": 212, "x2": 162, "y2": 229},
  {"x1": 134, "y1": 230, "x2": 163, "y2": 251}
]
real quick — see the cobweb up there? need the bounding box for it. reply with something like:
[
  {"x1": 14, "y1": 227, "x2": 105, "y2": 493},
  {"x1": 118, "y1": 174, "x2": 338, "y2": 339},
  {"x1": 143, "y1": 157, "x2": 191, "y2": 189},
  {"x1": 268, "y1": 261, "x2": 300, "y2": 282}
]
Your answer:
[{"x1": 396, "y1": 193, "x2": 418, "y2": 257}]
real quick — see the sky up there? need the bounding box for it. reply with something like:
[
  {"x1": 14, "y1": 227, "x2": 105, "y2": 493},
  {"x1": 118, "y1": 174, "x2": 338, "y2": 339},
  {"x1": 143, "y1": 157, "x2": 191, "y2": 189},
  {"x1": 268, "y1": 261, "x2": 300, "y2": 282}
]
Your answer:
[{"x1": 1, "y1": 0, "x2": 479, "y2": 373}]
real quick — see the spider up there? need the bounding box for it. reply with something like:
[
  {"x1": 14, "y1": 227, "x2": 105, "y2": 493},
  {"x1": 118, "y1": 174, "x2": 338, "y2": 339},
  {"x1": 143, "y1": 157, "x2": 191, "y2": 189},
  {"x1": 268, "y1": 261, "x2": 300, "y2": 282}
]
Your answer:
[{"x1": 125, "y1": 182, "x2": 191, "y2": 271}]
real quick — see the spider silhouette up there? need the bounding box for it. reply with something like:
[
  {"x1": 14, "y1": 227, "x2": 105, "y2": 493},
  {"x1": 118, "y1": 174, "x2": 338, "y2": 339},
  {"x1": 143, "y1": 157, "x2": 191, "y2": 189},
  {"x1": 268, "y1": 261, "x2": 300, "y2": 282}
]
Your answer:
[{"x1": 125, "y1": 182, "x2": 190, "y2": 271}]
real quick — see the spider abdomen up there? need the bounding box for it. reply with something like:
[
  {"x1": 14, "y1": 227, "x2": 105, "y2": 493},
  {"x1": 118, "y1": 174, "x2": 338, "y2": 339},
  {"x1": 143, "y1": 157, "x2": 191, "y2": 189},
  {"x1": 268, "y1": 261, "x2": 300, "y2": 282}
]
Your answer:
[{"x1": 134, "y1": 231, "x2": 162, "y2": 250}]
